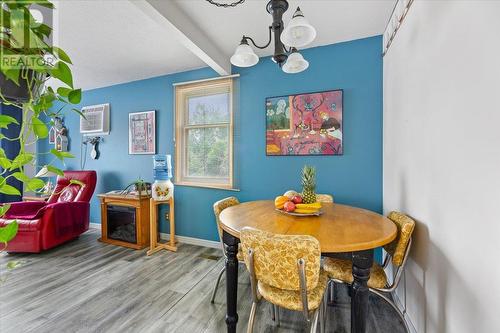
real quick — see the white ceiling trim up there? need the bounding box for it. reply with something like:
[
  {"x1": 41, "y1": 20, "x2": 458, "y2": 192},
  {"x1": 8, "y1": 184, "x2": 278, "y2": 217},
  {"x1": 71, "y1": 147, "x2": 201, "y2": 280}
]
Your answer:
[{"x1": 131, "y1": 0, "x2": 231, "y2": 76}]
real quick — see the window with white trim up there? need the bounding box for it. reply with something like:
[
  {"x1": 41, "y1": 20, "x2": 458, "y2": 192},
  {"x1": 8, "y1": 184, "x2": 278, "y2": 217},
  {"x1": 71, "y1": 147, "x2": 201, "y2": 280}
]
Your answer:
[{"x1": 175, "y1": 78, "x2": 234, "y2": 189}]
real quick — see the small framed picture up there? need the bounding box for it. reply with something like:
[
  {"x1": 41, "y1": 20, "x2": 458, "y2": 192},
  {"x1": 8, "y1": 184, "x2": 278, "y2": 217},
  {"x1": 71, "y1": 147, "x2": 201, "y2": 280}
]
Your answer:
[
  {"x1": 49, "y1": 126, "x2": 56, "y2": 144},
  {"x1": 129, "y1": 110, "x2": 156, "y2": 155}
]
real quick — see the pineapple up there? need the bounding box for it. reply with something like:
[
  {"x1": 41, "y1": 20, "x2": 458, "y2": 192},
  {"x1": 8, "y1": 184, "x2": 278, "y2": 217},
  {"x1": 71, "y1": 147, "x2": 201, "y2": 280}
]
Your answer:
[{"x1": 301, "y1": 165, "x2": 317, "y2": 204}]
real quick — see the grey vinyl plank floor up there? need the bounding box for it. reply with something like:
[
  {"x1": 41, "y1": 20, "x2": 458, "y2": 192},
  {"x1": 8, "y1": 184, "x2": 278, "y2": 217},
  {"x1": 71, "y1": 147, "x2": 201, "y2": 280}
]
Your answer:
[{"x1": 0, "y1": 229, "x2": 406, "y2": 333}]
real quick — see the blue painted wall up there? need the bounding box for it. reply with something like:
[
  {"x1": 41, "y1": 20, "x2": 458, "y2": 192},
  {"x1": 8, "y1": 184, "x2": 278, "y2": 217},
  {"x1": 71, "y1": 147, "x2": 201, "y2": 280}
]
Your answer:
[
  {"x1": 1, "y1": 104, "x2": 23, "y2": 202},
  {"x1": 39, "y1": 36, "x2": 383, "y2": 243}
]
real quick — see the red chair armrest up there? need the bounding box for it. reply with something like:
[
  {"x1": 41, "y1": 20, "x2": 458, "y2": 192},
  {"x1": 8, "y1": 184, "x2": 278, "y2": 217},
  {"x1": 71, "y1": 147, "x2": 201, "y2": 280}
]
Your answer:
[
  {"x1": 45, "y1": 201, "x2": 89, "y2": 211},
  {"x1": 2, "y1": 201, "x2": 47, "y2": 219}
]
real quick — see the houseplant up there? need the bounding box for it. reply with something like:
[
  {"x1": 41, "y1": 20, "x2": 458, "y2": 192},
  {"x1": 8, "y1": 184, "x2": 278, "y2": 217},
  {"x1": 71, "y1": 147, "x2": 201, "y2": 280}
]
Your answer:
[{"x1": 0, "y1": 0, "x2": 82, "y2": 259}]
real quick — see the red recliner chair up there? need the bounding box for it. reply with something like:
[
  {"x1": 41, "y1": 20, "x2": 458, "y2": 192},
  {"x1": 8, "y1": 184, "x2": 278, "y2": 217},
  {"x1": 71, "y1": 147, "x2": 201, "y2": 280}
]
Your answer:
[{"x1": 0, "y1": 170, "x2": 97, "y2": 253}]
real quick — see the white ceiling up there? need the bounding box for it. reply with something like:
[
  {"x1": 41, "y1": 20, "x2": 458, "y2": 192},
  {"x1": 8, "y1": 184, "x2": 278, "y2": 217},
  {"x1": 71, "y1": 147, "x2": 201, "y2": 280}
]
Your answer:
[
  {"x1": 51, "y1": 0, "x2": 206, "y2": 90},
  {"x1": 174, "y1": 0, "x2": 395, "y2": 57},
  {"x1": 51, "y1": 0, "x2": 395, "y2": 90}
]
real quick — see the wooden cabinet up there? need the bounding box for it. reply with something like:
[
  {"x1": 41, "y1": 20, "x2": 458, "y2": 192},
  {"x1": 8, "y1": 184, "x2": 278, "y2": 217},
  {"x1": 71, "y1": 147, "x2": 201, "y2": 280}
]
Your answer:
[{"x1": 98, "y1": 194, "x2": 150, "y2": 249}]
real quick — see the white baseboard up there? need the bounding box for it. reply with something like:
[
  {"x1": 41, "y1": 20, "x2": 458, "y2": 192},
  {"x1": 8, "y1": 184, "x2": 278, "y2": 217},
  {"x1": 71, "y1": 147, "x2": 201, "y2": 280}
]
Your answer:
[
  {"x1": 160, "y1": 232, "x2": 221, "y2": 249},
  {"x1": 393, "y1": 292, "x2": 418, "y2": 333},
  {"x1": 88, "y1": 222, "x2": 221, "y2": 250}
]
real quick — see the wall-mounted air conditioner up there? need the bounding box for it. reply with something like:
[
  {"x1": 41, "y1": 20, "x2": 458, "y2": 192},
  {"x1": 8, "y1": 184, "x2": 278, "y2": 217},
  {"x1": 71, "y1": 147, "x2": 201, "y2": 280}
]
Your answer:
[{"x1": 80, "y1": 103, "x2": 110, "y2": 135}]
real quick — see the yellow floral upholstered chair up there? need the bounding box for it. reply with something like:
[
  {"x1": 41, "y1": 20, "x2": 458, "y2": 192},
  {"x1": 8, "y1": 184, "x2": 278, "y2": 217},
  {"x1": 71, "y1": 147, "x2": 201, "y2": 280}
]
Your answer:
[
  {"x1": 240, "y1": 227, "x2": 328, "y2": 333},
  {"x1": 323, "y1": 211, "x2": 416, "y2": 333},
  {"x1": 211, "y1": 197, "x2": 244, "y2": 303},
  {"x1": 316, "y1": 194, "x2": 334, "y2": 203}
]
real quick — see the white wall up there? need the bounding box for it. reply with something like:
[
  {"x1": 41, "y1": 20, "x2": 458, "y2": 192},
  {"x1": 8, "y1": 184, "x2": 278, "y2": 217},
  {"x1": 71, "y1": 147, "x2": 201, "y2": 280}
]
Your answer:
[{"x1": 383, "y1": 1, "x2": 500, "y2": 332}]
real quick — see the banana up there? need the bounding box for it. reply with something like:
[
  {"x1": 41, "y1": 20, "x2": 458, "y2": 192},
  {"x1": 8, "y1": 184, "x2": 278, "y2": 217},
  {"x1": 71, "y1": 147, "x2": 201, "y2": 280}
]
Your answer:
[
  {"x1": 296, "y1": 202, "x2": 322, "y2": 209},
  {"x1": 295, "y1": 208, "x2": 320, "y2": 214}
]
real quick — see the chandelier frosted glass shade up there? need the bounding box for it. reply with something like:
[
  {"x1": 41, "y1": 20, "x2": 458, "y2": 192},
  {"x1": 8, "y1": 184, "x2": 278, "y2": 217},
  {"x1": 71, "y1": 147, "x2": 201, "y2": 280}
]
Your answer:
[
  {"x1": 282, "y1": 51, "x2": 309, "y2": 74},
  {"x1": 280, "y1": 7, "x2": 317, "y2": 48},
  {"x1": 230, "y1": 42, "x2": 259, "y2": 67}
]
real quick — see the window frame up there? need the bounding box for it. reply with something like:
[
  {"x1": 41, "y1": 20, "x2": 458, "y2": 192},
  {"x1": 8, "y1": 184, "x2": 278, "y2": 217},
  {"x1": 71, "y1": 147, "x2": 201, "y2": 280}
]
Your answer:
[{"x1": 174, "y1": 78, "x2": 234, "y2": 190}]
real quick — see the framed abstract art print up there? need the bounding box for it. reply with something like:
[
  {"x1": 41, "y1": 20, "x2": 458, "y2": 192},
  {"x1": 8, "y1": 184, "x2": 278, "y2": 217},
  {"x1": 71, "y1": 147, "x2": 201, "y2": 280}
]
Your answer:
[{"x1": 266, "y1": 89, "x2": 343, "y2": 156}]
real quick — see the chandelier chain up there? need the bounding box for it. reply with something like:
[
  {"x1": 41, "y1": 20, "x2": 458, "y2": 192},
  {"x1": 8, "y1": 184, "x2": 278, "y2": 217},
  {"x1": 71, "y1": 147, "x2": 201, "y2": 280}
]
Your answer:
[{"x1": 204, "y1": 0, "x2": 245, "y2": 8}]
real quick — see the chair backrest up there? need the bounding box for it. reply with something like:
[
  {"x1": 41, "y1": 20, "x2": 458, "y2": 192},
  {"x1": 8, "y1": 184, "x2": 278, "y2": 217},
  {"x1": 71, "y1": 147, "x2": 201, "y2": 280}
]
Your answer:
[
  {"x1": 213, "y1": 197, "x2": 240, "y2": 254},
  {"x1": 284, "y1": 189, "x2": 334, "y2": 203},
  {"x1": 316, "y1": 194, "x2": 334, "y2": 203},
  {"x1": 383, "y1": 211, "x2": 416, "y2": 267},
  {"x1": 48, "y1": 171, "x2": 97, "y2": 204},
  {"x1": 240, "y1": 227, "x2": 321, "y2": 291}
]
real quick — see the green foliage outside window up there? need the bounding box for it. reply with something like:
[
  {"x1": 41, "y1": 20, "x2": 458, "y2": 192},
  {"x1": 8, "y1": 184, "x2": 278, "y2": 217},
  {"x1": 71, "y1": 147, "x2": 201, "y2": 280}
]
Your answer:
[{"x1": 187, "y1": 97, "x2": 229, "y2": 179}]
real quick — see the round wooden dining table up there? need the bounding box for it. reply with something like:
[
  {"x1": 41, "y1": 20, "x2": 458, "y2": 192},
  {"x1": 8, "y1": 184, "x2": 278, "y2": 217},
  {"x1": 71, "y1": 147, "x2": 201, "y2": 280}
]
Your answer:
[{"x1": 219, "y1": 200, "x2": 397, "y2": 333}]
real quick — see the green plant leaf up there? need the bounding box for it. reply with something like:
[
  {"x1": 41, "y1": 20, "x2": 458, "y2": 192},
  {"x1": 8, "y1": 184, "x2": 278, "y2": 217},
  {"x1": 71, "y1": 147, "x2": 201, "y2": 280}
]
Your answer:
[
  {"x1": 50, "y1": 149, "x2": 74, "y2": 161},
  {"x1": 28, "y1": 30, "x2": 50, "y2": 50},
  {"x1": 39, "y1": 92, "x2": 56, "y2": 105},
  {"x1": 50, "y1": 61, "x2": 73, "y2": 88},
  {"x1": 32, "y1": 117, "x2": 49, "y2": 138},
  {"x1": 10, "y1": 173, "x2": 44, "y2": 191},
  {"x1": 57, "y1": 87, "x2": 71, "y2": 97},
  {"x1": 36, "y1": 23, "x2": 52, "y2": 37},
  {"x1": 0, "y1": 149, "x2": 9, "y2": 169},
  {"x1": 1, "y1": 68, "x2": 21, "y2": 85},
  {"x1": 1, "y1": 8, "x2": 11, "y2": 29},
  {"x1": 0, "y1": 184, "x2": 21, "y2": 196},
  {"x1": 0, "y1": 115, "x2": 20, "y2": 129},
  {"x1": 11, "y1": 172, "x2": 29, "y2": 182},
  {"x1": 46, "y1": 165, "x2": 64, "y2": 177},
  {"x1": 9, "y1": 8, "x2": 26, "y2": 48},
  {"x1": 69, "y1": 179, "x2": 85, "y2": 187},
  {"x1": 0, "y1": 221, "x2": 18, "y2": 244},
  {"x1": 68, "y1": 89, "x2": 81, "y2": 104},
  {"x1": 50, "y1": 148, "x2": 63, "y2": 160},
  {"x1": 27, "y1": 178, "x2": 45, "y2": 191},
  {"x1": 9, "y1": 152, "x2": 34, "y2": 171},
  {"x1": 0, "y1": 204, "x2": 11, "y2": 218},
  {"x1": 52, "y1": 46, "x2": 72, "y2": 64},
  {"x1": 6, "y1": 260, "x2": 22, "y2": 270},
  {"x1": 0, "y1": 157, "x2": 11, "y2": 169}
]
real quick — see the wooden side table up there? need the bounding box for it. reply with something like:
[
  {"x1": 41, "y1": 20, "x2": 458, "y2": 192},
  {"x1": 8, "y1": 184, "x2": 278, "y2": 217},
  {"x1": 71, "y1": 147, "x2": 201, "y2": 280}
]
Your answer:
[{"x1": 147, "y1": 197, "x2": 177, "y2": 255}]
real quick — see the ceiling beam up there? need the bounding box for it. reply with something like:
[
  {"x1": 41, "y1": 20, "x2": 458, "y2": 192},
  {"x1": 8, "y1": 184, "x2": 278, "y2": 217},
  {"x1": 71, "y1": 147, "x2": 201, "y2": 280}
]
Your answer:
[{"x1": 131, "y1": 0, "x2": 231, "y2": 76}]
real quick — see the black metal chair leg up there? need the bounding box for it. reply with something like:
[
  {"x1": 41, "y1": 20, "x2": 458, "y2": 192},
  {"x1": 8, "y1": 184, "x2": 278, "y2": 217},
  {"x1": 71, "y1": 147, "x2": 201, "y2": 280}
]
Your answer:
[{"x1": 210, "y1": 266, "x2": 226, "y2": 303}]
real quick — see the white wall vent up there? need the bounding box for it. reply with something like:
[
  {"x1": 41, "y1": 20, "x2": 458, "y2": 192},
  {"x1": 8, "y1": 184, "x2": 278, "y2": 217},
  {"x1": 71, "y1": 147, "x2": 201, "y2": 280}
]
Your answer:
[{"x1": 80, "y1": 103, "x2": 110, "y2": 135}]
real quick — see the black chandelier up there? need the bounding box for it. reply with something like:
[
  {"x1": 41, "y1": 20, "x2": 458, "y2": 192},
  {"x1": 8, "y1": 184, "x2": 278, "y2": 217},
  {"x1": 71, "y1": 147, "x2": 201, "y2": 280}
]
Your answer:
[
  {"x1": 229, "y1": 0, "x2": 316, "y2": 73},
  {"x1": 204, "y1": 0, "x2": 245, "y2": 8}
]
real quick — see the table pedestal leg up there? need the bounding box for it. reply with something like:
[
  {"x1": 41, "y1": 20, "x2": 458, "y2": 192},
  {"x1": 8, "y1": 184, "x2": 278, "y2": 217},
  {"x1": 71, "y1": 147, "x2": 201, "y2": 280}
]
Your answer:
[
  {"x1": 223, "y1": 231, "x2": 240, "y2": 333},
  {"x1": 351, "y1": 249, "x2": 374, "y2": 333}
]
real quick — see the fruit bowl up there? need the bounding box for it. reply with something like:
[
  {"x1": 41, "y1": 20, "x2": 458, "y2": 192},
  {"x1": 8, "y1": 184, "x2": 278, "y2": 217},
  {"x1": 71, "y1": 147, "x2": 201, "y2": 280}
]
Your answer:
[
  {"x1": 275, "y1": 208, "x2": 323, "y2": 217},
  {"x1": 275, "y1": 194, "x2": 322, "y2": 216}
]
